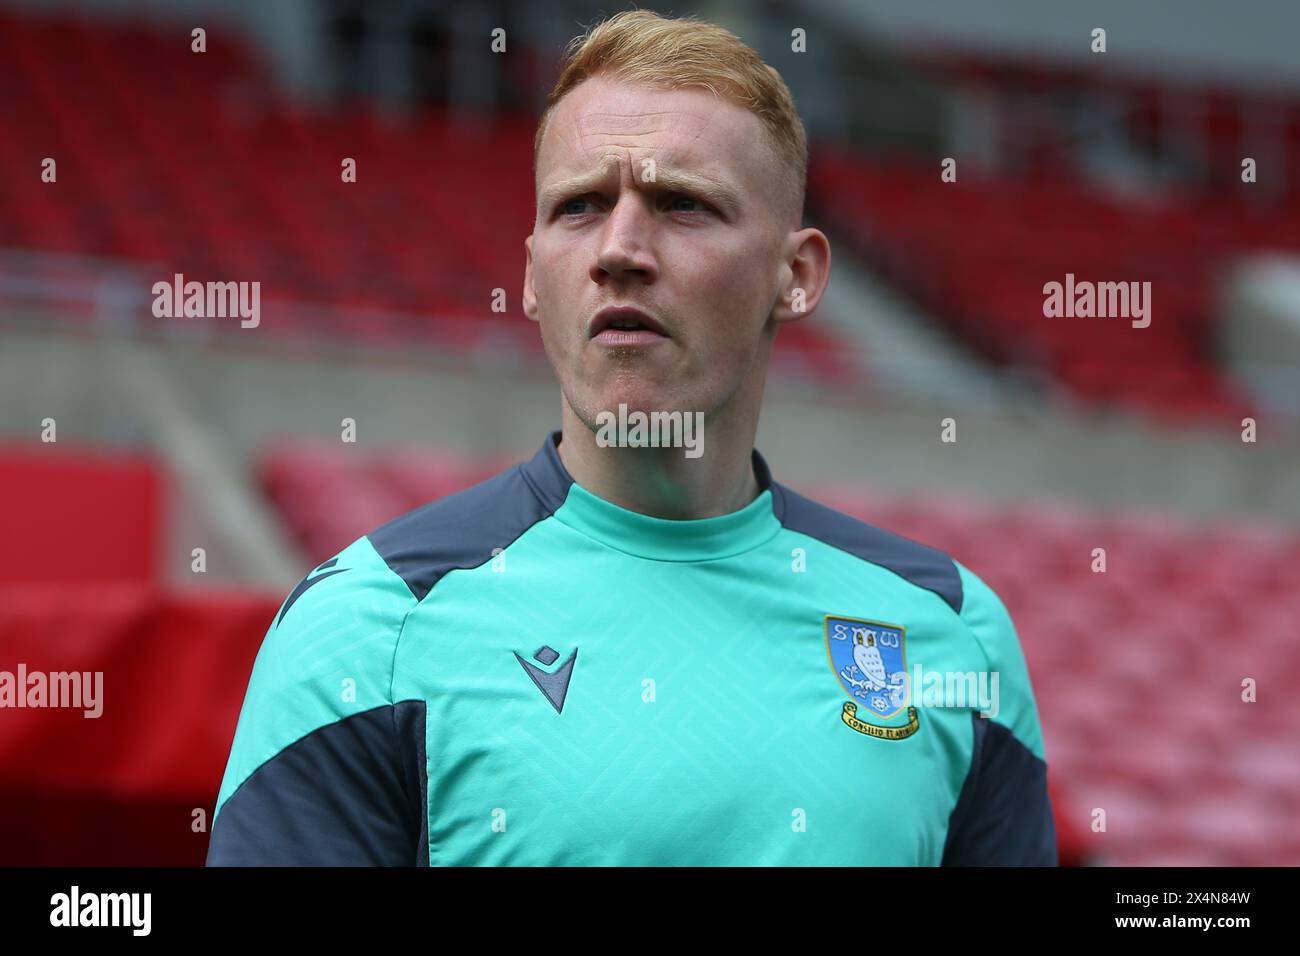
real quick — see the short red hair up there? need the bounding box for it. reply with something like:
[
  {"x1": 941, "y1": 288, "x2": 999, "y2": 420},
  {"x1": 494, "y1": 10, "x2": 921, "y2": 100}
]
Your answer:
[{"x1": 534, "y1": 9, "x2": 808, "y2": 226}]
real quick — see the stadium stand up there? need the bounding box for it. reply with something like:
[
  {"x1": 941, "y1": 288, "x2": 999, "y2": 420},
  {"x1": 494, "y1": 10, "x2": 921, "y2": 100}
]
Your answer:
[
  {"x1": 0, "y1": 9, "x2": 857, "y2": 386},
  {"x1": 809, "y1": 148, "x2": 1294, "y2": 421}
]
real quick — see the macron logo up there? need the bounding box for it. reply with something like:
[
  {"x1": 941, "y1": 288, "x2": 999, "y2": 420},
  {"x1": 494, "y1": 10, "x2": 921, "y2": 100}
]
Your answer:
[{"x1": 515, "y1": 645, "x2": 577, "y2": 714}]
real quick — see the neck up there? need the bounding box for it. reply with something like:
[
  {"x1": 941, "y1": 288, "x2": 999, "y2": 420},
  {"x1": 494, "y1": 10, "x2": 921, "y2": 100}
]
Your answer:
[{"x1": 556, "y1": 399, "x2": 761, "y2": 520}]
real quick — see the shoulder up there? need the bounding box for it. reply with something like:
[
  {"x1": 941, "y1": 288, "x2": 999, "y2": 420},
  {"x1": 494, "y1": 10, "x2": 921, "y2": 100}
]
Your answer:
[
  {"x1": 271, "y1": 456, "x2": 555, "y2": 632},
  {"x1": 951, "y1": 560, "x2": 1015, "y2": 649},
  {"x1": 216, "y1": 532, "x2": 414, "y2": 816},
  {"x1": 262, "y1": 460, "x2": 542, "y2": 655},
  {"x1": 771, "y1": 481, "x2": 964, "y2": 613},
  {"x1": 362, "y1": 459, "x2": 558, "y2": 603},
  {"x1": 949, "y1": 559, "x2": 1045, "y2": 760}
]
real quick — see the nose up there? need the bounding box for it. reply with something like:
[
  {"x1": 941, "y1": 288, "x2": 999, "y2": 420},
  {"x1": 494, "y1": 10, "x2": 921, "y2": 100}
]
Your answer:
[{"x1": 591, "y1": 194, "x2": 657, "y2": 285}]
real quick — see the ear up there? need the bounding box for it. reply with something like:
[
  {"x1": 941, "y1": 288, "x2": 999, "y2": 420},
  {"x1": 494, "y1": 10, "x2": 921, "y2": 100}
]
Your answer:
[
  {"x1": 771, "y1": 227, "x2": 831, "y2": 325},
  {"x1": 522, "y1": 234, "x2": 539, "y2": 322}
]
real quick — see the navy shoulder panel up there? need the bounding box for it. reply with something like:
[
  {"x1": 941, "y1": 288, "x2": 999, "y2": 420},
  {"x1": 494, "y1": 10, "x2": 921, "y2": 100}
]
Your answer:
[
  {"x1": 206, "y1": 700, "x2": 428, "y2": 866},
  {"x1": 367, "y1": 432, "x2": 572, "y2": 603},
  {"x1": 941, "y1": 712, "x2": 1057, "y2": 866},
  {"x1": 769, "y1": 481, "x2": 964, "y2": 613}
]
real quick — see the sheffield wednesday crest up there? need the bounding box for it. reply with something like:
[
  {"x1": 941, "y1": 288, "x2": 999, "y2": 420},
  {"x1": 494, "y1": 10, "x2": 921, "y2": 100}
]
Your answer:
[{"x1": 825, "y1": 615, "x2": 920, "y2": 740}]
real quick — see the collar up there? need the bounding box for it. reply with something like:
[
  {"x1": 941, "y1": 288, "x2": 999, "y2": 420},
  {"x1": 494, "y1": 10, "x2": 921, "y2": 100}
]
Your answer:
[{"x1": 519, "y1": 428, "x2": 782, "y2": 562}]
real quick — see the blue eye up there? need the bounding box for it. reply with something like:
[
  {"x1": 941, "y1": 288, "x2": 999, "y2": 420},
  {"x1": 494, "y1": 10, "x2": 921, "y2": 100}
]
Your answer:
[
  {"x1": 667, "y1": 194, "x2": 703, "y2": 212},
  {"x1": 561, "y1": 196, "x2": 594, "y2": 216}
]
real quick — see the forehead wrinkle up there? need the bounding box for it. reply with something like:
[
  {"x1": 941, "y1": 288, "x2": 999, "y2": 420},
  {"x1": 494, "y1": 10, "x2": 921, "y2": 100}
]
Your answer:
[
  {"x1": 538, "y1": 99, "x2": 755, "y2": 215},
  {"x1": 576, "y1": 107, "x2": 706, "y2": 139}
]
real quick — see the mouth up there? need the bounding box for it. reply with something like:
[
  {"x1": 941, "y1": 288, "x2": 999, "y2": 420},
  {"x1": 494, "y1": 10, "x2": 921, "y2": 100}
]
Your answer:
[{"x1": 589, "y1": 307, "x2": 671, "y2": 346}]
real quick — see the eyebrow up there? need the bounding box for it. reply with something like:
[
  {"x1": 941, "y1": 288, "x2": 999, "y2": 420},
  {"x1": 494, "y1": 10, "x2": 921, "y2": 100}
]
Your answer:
[{"x1": 538, "y1": 164, "x2": 743, "y2": 217}]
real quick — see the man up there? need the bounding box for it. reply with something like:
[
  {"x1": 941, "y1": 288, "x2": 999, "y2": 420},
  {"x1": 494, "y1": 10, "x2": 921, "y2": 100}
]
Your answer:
[{"x1": 207, "y1": 10, "x2": 1056, "y2": 866}]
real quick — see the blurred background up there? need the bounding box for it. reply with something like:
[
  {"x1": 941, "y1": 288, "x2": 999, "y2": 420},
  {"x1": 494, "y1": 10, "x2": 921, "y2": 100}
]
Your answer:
[{"x1": 1, "y1": 0, "x2": 1297, "y2": 866}]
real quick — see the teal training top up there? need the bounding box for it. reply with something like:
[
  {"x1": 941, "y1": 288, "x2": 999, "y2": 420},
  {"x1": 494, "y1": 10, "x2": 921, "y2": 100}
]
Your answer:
[{"x1": 207, "y1": 429, "x2": 1056, "y2": 866}]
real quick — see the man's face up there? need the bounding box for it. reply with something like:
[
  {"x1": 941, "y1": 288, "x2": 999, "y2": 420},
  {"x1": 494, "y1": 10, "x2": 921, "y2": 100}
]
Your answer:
[{"x1": 524, "y1": 77, "x2": 794, "y2": 431}]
